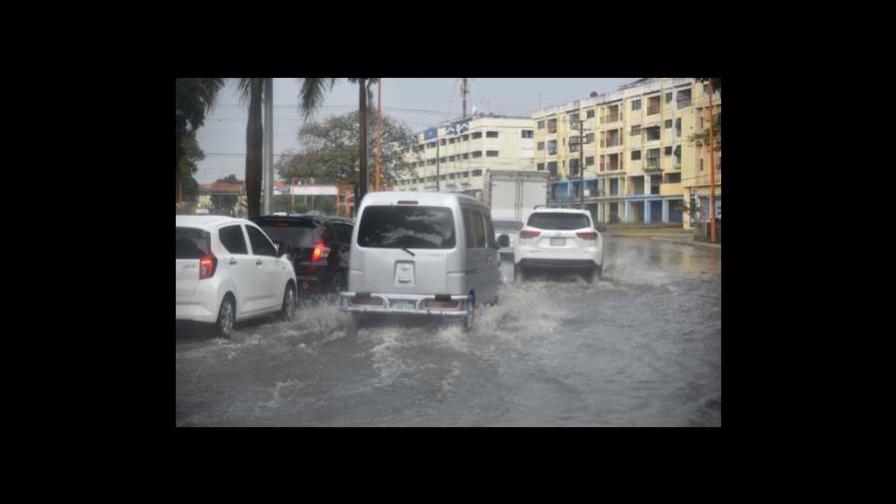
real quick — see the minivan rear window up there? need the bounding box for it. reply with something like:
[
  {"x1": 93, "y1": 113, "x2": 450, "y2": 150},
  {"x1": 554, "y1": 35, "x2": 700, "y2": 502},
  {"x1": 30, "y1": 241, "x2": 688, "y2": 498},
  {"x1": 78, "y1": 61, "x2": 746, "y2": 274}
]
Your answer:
[
  {"x1": 527, "y1": 213, "x2": 591, "y2": 230},
  {"x1": 358, "y1": 206, "x2": 456, "y2": 249},
  {"x1": 176, "y1": 227, "x2": 210, "y2": 259}
]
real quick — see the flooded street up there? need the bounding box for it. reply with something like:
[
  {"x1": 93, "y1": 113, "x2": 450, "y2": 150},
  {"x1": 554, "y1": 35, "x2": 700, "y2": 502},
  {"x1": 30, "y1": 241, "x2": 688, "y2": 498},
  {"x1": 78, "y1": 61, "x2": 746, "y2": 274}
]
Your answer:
[{"x1": 176, "y1": 236, "x2": 721, "y2": 427}]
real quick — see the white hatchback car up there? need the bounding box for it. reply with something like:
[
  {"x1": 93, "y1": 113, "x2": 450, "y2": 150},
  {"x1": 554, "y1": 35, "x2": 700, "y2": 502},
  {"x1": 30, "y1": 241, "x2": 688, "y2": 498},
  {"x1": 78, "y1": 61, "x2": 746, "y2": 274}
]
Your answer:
[
  {"x1": 513, "y1": 207, "x2": 605, "y2": 283},
  {"x1": 176, "y1": 216, "x2": 298, "y2": 336}
]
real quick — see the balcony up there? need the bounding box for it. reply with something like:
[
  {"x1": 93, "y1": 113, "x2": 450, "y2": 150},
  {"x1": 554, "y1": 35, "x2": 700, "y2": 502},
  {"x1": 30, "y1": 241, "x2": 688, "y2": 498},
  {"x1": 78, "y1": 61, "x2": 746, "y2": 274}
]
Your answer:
[{"x1": 644, "y1": 159, "x2": 661, "y2": 171}]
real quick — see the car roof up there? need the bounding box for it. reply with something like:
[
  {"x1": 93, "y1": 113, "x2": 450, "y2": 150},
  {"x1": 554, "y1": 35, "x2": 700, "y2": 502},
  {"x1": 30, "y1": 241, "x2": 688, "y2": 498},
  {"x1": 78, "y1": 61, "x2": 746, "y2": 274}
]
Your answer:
[
  {"x1": 253, "y1": 213, "x2": 352, "y2": 224},
  {"x1": 529, "y1": 207, "x2": 591, "y2": 215},
  {"x1": 176, "y1": 215, "x2": 251, "y2": 230},
  {"x1": 359, "y1": 191, "x2": 485, "y2": 209}
]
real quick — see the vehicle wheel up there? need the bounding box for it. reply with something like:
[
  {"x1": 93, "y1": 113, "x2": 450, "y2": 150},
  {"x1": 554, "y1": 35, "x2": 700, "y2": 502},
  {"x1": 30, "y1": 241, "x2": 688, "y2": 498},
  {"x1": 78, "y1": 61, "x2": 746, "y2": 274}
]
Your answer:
[
  {"x1": 514, "y1": 265, "x2": 526, "y2": 283},
  {"x1": 216, "y1": 295, "x2": 235, "y2": 338},
  {"x1": 347, "y1": 313, "x2": 366, "y2": 336},
  {"x1": 281, "y1": 283, "x2": 297, "y2": 321},
  {"x1": 463, "y1": 293, "x2": 475, "y2": 333},
  {"x1": 595, "y1": 264, "x2": 603, "y2": 280},
  {"x1": 584, "y1": 270, "x2": 595, "y2": 284},
  {"x1": 330, "y1": 271, "x2": 347, "y2": 304}
]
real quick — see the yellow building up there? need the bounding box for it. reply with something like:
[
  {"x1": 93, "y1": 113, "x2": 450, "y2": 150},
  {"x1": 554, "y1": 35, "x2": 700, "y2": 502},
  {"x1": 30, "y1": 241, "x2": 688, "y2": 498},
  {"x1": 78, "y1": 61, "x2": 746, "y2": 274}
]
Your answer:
[
  {"x1": 396, "y1": 114, "x2": 537, "y2": 198},
  {"x1": 532, "y1": 77, "x2": 720, "y2": 228}
]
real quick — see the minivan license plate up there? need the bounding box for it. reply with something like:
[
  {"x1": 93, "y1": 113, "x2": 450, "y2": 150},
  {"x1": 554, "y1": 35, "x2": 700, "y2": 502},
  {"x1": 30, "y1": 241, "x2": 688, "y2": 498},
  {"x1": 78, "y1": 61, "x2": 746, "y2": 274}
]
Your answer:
[
  {"x1": 391, "y1": 300, "x2": 416, "y2": 311},
  {"x1": 550, "y1": 238, "x2": 566, "y2": 246}
]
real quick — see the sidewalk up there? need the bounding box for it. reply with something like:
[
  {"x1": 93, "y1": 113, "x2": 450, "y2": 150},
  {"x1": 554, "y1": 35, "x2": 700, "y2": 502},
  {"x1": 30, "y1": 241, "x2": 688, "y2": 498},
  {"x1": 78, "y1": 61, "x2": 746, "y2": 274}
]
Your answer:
[{"x1": 604, "y1": 225, "x2": 721, "y2": 249}]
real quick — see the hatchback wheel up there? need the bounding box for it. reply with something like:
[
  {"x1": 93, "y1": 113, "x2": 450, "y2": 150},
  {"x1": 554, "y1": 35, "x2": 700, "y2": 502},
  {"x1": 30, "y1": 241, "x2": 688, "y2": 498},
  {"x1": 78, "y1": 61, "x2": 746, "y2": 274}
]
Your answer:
[
  {"x1": 216, "y1": 295, "x2": 235, "y2": 337},
  {"x1": 281, "y1": 283, "x2": 297, "y2": 321}
]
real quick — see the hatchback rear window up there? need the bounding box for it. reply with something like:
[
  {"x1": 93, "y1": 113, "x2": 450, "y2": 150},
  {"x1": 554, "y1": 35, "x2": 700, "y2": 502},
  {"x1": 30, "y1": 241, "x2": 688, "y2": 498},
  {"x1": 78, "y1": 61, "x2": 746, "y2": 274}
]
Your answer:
[
  {"x1": 358, "y1": 206, "x2": 456, "y2": 249},
  {"x1": 255, "y1": 220, "x2": 319, "y2": 249},
  {"x1": 527, "y1": 213, "x2": 591, "y2": 230},
  {"x1": 176, "y1": 227, "x2": 210, "y2": 259}
]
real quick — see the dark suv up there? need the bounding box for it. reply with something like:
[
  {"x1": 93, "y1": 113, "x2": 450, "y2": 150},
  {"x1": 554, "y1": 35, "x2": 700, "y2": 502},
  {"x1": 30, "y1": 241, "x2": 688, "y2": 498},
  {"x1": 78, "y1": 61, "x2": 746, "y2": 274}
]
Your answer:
[{"x1": 252, "y1": 213, "x2": 353, "y2": 300}]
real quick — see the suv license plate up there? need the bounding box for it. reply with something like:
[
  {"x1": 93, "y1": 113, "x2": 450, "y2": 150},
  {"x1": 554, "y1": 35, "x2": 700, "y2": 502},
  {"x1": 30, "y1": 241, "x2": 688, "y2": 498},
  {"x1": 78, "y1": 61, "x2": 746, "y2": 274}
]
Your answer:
[
  {"x1": 550, "y1": 238, "x2": 566, "y2": 246},
  {"x1": 391, "y1": 300, "x2": 416, "y2": 311}
]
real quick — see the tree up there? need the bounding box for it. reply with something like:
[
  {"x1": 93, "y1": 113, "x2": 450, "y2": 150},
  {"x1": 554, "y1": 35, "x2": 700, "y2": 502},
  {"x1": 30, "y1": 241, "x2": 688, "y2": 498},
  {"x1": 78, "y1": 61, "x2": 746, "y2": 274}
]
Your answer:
[
  {"x1": 176, "y1": 78, "x2": 225, "y2": 201},
  {"x1": 276, "y1": 110, "x2": 415, "y2": 187},
  {"x1": 215, "y1": 174, "x2": 241, "y2": 184},
  {"x1": 236, "y1": 79, "x2": 266, "y2": 219},
  {"x1": 299, "y1": 78, "x2": 379, "y2": 201},
  {"x1": 178, "y1": 131, "x2": 205, "y2": 200}
]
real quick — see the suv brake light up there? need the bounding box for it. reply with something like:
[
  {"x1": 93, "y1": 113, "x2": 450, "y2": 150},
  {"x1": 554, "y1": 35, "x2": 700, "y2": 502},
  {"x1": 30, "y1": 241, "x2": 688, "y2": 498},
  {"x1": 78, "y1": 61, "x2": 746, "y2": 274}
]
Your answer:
[
  {"x1": 519, "y1": 230, "x2": 541, "y2": 239},
  {"x1": 199, "y1": 254, "x2": 217, "y2": 279},
  {"x1": 311, "y1": 240, "x2": 331, "y2": 263},
  {"x1": 576, "y1": 231, "x2": 598, "y2": 240}
]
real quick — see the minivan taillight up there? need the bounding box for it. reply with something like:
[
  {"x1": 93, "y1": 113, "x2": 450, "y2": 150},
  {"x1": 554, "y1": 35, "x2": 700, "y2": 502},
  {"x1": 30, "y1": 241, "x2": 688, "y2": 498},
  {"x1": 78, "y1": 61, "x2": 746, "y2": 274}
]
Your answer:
[
  {"x1": 519, "y1": 230, "x2": 541, "y2": 239},
  {"x1": 199, "y1": 254, "x2": 217, "y2": 279},
  {"x1": 311, "y1": 240, "x2": 331, "y2": 263},
  {"x1": 576, "y1": 231, "x2": 598, "y2": 240}
]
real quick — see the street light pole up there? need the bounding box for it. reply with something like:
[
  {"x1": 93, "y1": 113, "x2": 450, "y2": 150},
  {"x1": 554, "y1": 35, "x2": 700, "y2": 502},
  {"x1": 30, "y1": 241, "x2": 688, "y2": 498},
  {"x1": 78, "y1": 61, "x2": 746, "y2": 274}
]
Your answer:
[
  {"x1": 579, "y1": 119, "x2": 585, "y2": 210},
  {"x1": 708, "y1": 78, "x2": 717, "y2": 243}
]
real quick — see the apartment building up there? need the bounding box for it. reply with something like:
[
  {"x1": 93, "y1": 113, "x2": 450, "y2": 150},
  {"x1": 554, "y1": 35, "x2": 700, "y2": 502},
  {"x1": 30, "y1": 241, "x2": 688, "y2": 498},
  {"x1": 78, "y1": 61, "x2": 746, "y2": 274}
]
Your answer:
[
  {"x1": 395, "y1": 114, "x2": 537, "y2": 198},
  {"x1": 532, "y1": 78, "x2": 721, "y2": 228}
]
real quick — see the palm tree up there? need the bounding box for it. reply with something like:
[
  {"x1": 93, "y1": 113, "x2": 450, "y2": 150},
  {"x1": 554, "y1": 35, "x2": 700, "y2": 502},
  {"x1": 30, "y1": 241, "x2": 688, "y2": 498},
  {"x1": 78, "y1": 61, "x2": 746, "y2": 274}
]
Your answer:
[
  {"x1": 236, "y1": 79, "x2": 266, "y2": 218},
  {"x1": 176, "y1": 78, "x2": 225, "y2": 202},
  {"x1": 299, "y1": 78, "x2": 378, "y2": 204}
]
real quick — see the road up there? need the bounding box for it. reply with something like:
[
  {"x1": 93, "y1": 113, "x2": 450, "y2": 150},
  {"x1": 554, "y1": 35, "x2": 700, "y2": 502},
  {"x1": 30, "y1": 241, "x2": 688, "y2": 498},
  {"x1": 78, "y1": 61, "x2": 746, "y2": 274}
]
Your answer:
[{"x1": 176, "y1": 236, "x2": 721, "y2": 427}]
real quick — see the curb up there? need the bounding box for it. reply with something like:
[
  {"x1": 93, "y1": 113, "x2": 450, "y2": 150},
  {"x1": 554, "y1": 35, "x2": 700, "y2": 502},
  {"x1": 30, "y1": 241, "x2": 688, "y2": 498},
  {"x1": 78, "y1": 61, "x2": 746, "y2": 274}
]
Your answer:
[{"x1": 649, "y1": 237, "x2": 721, "y2": 249}]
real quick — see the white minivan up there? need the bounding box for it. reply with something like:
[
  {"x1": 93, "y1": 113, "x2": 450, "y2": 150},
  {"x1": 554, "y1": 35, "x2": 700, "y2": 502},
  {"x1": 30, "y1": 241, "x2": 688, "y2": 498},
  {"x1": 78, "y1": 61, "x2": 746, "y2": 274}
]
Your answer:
[
  {"x1": 176, "y1": 216, "x2": 297, "y2": 336},
  {"x1": 339, "y1": 192, "x2": 510, "y2": 331}
]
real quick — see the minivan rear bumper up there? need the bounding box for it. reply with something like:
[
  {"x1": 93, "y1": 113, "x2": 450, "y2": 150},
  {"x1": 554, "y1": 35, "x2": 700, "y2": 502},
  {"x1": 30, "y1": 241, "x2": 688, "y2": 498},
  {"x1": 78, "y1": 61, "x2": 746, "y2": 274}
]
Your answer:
[{"x1": 339, "y1": 292, "x2": 470, "y2": 318}]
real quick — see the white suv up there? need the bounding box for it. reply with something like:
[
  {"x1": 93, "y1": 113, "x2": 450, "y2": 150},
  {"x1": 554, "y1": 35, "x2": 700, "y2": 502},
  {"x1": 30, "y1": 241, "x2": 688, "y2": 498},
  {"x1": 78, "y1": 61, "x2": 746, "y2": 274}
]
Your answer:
[
  {"x1": 513, "y1": 207, "x2": 605, "y2": 283},
  {"x1": 176, "y1": 216, "x2": 297, "y2": 336}
]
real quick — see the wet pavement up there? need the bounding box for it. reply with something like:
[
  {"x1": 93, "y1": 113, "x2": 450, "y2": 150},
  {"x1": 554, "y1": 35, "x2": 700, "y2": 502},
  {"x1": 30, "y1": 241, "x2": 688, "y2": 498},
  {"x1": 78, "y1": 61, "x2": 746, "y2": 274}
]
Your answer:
[{"x1": 176, "y1": 236, "x2": 721, "y2": 427}]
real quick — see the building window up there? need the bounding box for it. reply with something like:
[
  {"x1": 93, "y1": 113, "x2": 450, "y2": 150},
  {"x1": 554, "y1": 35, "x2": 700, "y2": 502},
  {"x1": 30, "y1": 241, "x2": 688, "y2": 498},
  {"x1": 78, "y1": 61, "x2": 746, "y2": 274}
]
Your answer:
[
  {"x1": 449, "y1": 173, "x2": 456, "y2": 179},
  {"x1": 537, "y1": 162, "x2": 545, "y2": 171},
  {"x1": 700, "y1": 158, "x2": 704, "y2": 171},
  {"x1": 665, "y1": 92, "x2": 672, "y2": 103},
  {"x1": 547, "y1": 140, "x2": 557, "y2": 155},
  {"x1": 665, "y1": 146, "x2": 673, "y2": 156},
  {"x1": 427, "y1": 158, "x2": 436, "y2": 165},
  {"x1": 462, "y1": 134, "x2": 469, "y2": 141},
  {"x1": 537, "y1": 141, "x2": 545, "y2": 151},
  {"x1": 537, "y1": 120, "x2": 545, "y2": 129},
  {"x1": 631, "y1": 99, "x2": 641, "y2": 111},
  {"x1": 677, "y1": 89, "x2": 692, "y2": 109},
  {"x1": 664, "y1": 173, "x2": 681, "y2": 183},
  {"x1": 448, "y1": 155, "x2": 456, "y2": 161},
  {"x1": 440, "y1": 139, "x2": 446, "y2": 146},
  {"x1": 647, "y1": 95, "x2": 660, "y2": 115},
  {"x1": 645, "y1": 126, "x2": 661, "y2": 141},
  {"x1": 698, "y1": 114, "x2": 704, "y2": 129},
  {"x1": 631, "y1": 125, "x2": 641, "y2": 136},
  {"x1": 462, "y1": 171, "x2": 469, "y2": 178},
  {"x1": 585, "y1": 133, "x2": 594, "y2": 144},
  {"x1": 521, "y1": 130, "x2": 533, "y2": 138},
  {"x1": 440, "y1": 175, "x2": 446, "y2": 180},
  {"x1": 462, "y1": 153, "x2": 469, "y2": 160},
  {"x1": 472, "y1": 132, "x2": 482, "y2": 139},
  {"x1": 586, "y1": 109, "x2": 595, "y2": 118},
  {"x1": 675, "y1": 118, "x2": 682, "y2": 137},
  {"x1": 547, "y1": 118, "x2": 557, "y2": 133},
  {"x1": 631, "y1": 150, "x2": 641, "y2": 161},
  {"x1": 449, "y1": 138, "x2": 456, "y2": 144},
  {"x1": 439, "y1": 157, "x2": 446, "y2": 163},
  {"x1": 427, "y1": 142, "x2": 436, "y2": 149},
  {"x1": 486, "y1": 150, "x2": 499, "y2": 157},
  {"x1": 665, "y1": 119, "x2": 672, "y2": 129},
  {"x1": 486, "y1": 131, "x2": 499, "y2": 138},
  {"x1": 472, "y1": 151, "x2": 482, "y2": 158},
  {"x1": 610, "y1": 178, "x2": 619, "y2": 196},
  {"x1": 547, "y1": 161, "x2": 558, "y2": 176},
  {"x1": 586, "y1": 156, "x2": 594, "y2": 166},
  {"x1": 472, "y1": 169, "x2": 483, "y2": 177}
]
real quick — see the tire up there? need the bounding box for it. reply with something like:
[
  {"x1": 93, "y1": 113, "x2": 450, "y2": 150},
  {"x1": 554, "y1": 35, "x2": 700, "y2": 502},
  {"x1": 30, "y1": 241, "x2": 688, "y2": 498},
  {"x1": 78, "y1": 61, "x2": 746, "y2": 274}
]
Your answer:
[
  {"x1": 216, "y1": 295, "x2": 236, "y2": 338},
  {"x1": 595, "y1": 264, "x2": 603, "y2": 280},
  {"x1": 280, "y1": 283, "x2": 297, "y2": 321},
  {"x1": 463, "y1": 293, "x2": 475, "y2": 333},
  {"x1": 329, "y1": 271, "x2": 347, "y2": 304},
  {"x1": 347, "y1": 313, "x2": 366, "y2": 336},
  {"x1": 584, "y1": 270, "x2": 595, "y2": 284}
]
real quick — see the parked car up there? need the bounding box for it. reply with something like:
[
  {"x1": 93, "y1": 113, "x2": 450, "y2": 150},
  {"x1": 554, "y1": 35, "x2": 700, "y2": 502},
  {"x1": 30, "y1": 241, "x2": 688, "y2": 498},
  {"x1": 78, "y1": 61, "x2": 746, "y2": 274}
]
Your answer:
[
  {"x1": 252, "y1": 212, "x2": 353, "y2": 301},
  {"x1": 339, "y1": 192, "x2": 510, "y2": 332},
  {"x1": 176, "y1": 216, "x2": 297, "y2": 337},
  {"x1": 513, "y1": 206, "x2": 605, "y2": 283}
]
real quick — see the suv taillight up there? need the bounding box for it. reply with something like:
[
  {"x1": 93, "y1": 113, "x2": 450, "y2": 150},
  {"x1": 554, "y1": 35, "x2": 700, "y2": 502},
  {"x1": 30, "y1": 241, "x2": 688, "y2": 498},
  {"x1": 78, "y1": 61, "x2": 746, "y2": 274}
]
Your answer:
[
  {"x1": 576, "y1": 231, "x2": 598, "y2": 240},
  {"x1": 519, "y1": 230, "x2": 541, "y2": 239},
  {"x1": 199, "y1": 254, "x2": 217, "y2": 279},
  {"x1": 311, "y1": 240, "x2": 331, "y2": 263}
]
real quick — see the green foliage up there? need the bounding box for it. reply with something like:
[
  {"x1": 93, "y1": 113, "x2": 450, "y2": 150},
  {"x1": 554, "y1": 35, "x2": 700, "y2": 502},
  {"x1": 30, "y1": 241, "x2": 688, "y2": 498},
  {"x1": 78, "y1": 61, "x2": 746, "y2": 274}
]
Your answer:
[
  {"x1": 270, "y1": 195, "x2": 337, "y2": 215},
  {"x1": 215, "y1": 174, "x2": 241, "y2": 184}
]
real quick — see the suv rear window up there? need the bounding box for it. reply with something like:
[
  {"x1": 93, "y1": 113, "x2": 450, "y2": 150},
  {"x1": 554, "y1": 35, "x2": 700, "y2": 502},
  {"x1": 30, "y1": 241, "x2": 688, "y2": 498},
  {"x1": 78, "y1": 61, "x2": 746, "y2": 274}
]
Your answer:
[
  {"x1": 358, "y1": 206, "x2": 456, "y2": 249},
  {"x1": 255, "y1": 219, "x2": 320, "y2": 249},
  {"x1": 176, "y1": 227, "x2": 210, "y2": 259},
  {"x1": 527, "y1": 212, "x2": 591, "y2": 230}
]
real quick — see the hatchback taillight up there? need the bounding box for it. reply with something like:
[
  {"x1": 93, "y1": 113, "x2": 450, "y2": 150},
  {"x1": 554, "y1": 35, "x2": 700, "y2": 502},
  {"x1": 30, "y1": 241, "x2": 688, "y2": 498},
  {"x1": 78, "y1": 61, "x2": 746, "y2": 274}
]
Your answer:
[
  {"x1": 311, "y1": 240, "x2": 331, "y2": 263},
  {"x1": 576, "y1": 231, "x2": 598, "y2": 240},
  {"x1": 199, "y1": 254, "x2": 217, "y2": 279},
  {"x1": 519, "y1": 230, "x2": 541, "y2": 239}
]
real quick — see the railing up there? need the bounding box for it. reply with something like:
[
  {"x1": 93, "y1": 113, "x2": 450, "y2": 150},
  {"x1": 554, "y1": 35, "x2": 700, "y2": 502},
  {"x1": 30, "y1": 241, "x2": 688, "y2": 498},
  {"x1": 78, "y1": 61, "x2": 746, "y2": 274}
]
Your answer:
[{"x1": 645, "y1": 159, "x2": 661, "y2": 171}]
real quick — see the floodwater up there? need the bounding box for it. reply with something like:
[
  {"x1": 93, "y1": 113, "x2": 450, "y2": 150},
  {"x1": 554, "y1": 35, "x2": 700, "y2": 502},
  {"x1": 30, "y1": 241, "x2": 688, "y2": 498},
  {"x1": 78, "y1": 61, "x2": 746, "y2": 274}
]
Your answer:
[{"x1": 176, "y1": 236, "x2": 721, "y2": 427}]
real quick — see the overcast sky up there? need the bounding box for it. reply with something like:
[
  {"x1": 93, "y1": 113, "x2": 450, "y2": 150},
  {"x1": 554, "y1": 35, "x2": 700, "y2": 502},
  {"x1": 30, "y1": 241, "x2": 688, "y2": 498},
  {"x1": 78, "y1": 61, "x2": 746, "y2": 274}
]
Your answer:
[{"x1": 195, "y1": 78, "x2": 637, "y2": 183}]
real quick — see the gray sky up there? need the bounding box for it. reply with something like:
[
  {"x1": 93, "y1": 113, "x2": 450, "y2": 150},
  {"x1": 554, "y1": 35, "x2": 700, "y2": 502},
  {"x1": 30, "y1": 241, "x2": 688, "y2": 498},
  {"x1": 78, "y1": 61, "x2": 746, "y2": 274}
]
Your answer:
[{"x1": 195, "y1": 78, "x2": 636, "y2": 183}]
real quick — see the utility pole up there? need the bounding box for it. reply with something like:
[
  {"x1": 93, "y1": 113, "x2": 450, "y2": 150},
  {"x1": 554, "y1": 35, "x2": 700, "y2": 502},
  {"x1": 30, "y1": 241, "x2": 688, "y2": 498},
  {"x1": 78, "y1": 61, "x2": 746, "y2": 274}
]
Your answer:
[
  {"x1": 708, "y1": 78, "x2": 717, "y2": 243},
  {"x1": 359, "y1": 78, "x2": 368, "y2": 203},
  {"x1": 375, "y1": 79, "x2": 383, "y2": 191},
  {"x1": 579, "y1": 119, "x2": 585, "y2": 210},
  {"x1": 263, "y1": 78, "x2": 273, "y2": 215},
  {"x1": 461, "y1": 78, "x2": 469, "y2": 118},
  {"x1": 436, "y1": 137, "x2": 440, "y2": 192}
]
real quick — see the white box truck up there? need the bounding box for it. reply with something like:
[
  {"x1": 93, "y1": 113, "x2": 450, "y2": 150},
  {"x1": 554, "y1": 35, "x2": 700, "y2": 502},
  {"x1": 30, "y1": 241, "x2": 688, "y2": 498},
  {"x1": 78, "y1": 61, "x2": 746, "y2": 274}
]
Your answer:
[{"x1": 484, "y1": 169, "x2": 549, "y2": 258}]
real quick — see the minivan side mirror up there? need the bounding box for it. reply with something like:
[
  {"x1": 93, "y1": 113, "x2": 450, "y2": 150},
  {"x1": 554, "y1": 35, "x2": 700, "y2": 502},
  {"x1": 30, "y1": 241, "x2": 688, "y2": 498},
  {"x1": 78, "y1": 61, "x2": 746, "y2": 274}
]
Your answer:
[{"x1": 497, "y1": 234, "x2": 510, "y2": 248}]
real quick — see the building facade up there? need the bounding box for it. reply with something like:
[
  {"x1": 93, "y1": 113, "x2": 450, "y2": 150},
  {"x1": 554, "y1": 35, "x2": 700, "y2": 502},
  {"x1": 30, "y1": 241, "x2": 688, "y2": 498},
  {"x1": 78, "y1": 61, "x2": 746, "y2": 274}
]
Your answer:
[
  {"x1": 394, "y1": 114, "x2": 537, "y2": 198},
  {"x1": 532, "y1": 77, "x2": 721, "y2": 228}
]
